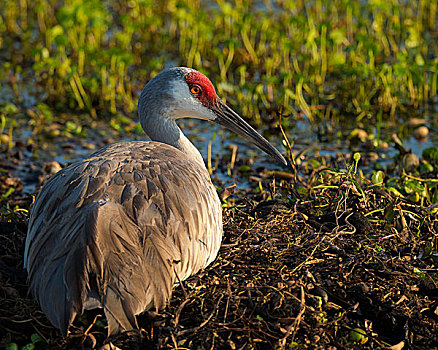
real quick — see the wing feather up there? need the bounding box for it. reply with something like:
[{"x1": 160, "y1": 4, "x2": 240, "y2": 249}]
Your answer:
[{"x1": 24, "y1": 141, "x2": 223, "y2": 336}]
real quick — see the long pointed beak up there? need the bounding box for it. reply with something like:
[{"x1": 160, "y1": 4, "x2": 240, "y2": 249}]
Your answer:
[{"x1": 211, "y1": 97, "x2": 287, "y2": 166}]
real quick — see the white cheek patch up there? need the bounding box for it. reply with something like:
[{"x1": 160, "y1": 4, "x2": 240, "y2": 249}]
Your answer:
[{"x1": 169, "y1": 79, "x2": 216, "y2": 121}]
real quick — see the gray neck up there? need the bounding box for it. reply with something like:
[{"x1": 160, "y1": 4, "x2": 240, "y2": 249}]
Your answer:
[
  {"x1": 139, "y1": 108, "x2": 206, "y2": 168},
  {"x1": 138, "y1": 68, "x2": 207, "y2": 168}
]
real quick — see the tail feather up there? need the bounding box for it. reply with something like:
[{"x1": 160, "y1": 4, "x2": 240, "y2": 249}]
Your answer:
[
  {"x1": 104, "y1": 286, "x2": 138, "y2": 336},
  {"x1": 36, "y1": 258, "x2": 77, "y2": 336}
]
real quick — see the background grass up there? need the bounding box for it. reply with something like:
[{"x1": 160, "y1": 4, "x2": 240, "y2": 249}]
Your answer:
[{"x1": 0, "y1": 0, "x2": 437, "y2": 124}]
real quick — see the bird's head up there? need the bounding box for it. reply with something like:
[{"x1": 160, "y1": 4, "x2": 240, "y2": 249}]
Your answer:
[{"x1": 138, "y1": 67, "x2": 287, "y2": 165}]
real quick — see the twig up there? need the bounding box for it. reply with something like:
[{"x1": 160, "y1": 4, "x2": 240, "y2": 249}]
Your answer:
[
  {"x1": 278, "y1": 285, "x2": 306, "y2": 348},
  {"x1": 178, "y1": 294, "x2": 224, "y2": 336},
  {"x1": 174, "y1": 264, "x2": 187, "y2": 299}
]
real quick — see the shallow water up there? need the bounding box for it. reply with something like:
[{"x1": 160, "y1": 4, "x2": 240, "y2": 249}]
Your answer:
[
  {"x1": 1, "y1": 74, "x2": 437, "y2": 194},
  {"x1": 8, "y1": 107, "x2": 436, "y2": 196}
]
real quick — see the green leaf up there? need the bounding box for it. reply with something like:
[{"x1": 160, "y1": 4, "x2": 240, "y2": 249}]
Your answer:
[
  {"x1": 372, "y1": 170, "x2": 384, "y2": 185},
  {"x1": 349, "y1": 328, "x2": 368, "y2": 344},
  {"x1": 308, "y1": 159, "x2": 320, "y2": 168},
  {"x1": 330, "y1": 52, "x2": 346, "y2": 66},
  {"x1": 423, "y1": 147, "x2": 438, "y2": 165},
  {"x1": 387, "y1": 187, "x2": 404, "y2": 198},
  {"x1": 415, "y1": 53, "x2": 425, "y2": 66},
  {"x1": 31, "y1": 333, "x2": 45, "y2": 344},
  {"x1": 21, "y1": 343, "x2": 35, "y2": 350},
  {"x1": 329, "y1": 29, "x2": 346, "y2": 45},
  {"x1": 239, "y1": 165, "x2": 251, "y2": 173},
  {"x1": 2, "y1": 103, "x2": 19, "y2": 114},
  {"x1": 351, "y1": 178, "x2": 366, "y2": 199},
  {"x1": 5, "y1": 343, "x2": 18, "y2": 350},
  {"x1": 413, "y1": 267, "x2": 426, "y2": 277},
  {"x1": 49, "y1": 24, "x2": 64, "y2": 39},
  {"x1": 419, "y1": 163, "x2": 434, "y2": 173},
  {"x1": 297, "y1": 186, "x2": 308, "y2": 196},
  {"x1": 404, "y1": 180, "x2": 424, "y2": 194}
]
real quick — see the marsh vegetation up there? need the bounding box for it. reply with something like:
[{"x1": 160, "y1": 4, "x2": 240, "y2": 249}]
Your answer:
[{"x1": 0, "y1": 0, "x2": 437, "y2": 349}]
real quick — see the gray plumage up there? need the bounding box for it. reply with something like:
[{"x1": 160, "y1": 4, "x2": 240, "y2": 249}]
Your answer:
[
  {"x1": 24, "y1": 67, "x2": 286, "y2": 336},
  {"x1": 25, "y1": 142, "x2": 221, "y2": 335}
]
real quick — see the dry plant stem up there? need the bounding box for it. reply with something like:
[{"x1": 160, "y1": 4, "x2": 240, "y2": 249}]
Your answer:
[
  {"x1": 178, "y1": 294, "x2": 224, "y2": 336},
  {"x1": 174, "y1": 265, "x2": 188, "y2": 299},
  {"x1": 279, "y1": 285, "x2": 306, "y2": 347},
  {"x1": 84, "y1": 313, "x2": 102, "y2": 336},
  {"x1": 174, "y1": 297, "x2": 192, "y2": 329}
]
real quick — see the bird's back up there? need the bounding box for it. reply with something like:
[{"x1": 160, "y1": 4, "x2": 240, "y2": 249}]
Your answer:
[{"x1": 24, "y1": 141, "x2": 223, "y2": 335}]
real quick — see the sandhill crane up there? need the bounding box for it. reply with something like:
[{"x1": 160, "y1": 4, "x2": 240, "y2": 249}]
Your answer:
[{"x1": 24, "y1": 67, "x2": 286, "y2": 336}]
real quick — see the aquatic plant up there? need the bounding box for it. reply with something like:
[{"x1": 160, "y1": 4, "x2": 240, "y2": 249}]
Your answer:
[{"x1": 0, "y1": 0, "x2": 436, "y2": 125}]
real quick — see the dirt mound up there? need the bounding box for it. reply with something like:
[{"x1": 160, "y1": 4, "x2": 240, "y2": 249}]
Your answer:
[{"x1": 1, "y1": 179, "x2": 437, "y2": 349}]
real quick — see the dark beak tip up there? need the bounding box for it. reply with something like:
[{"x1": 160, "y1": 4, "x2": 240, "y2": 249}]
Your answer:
[
  {"x1": 213, "y1": 98, "x2": 288, "y2": 167},
  {"x1": 274, "y1": 153, "x2": 288, "y2": 166}
]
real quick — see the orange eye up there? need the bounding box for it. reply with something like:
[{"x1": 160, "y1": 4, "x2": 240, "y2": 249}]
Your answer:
[{"x1": 190, "y1": 86, "x2": 201, "y2": 94}]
